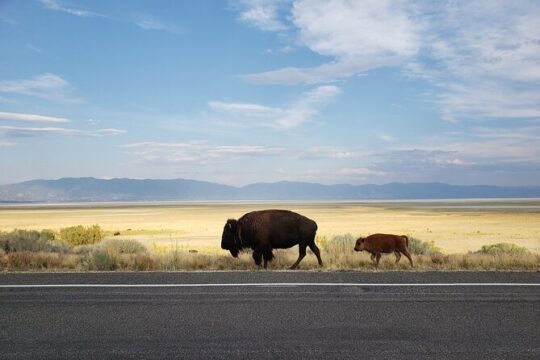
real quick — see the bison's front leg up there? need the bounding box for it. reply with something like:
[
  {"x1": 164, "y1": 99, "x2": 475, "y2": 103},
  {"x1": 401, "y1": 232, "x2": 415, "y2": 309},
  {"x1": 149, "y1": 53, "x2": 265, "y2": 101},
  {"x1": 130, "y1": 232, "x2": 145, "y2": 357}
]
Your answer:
[
  {"x1": 262, "y1": 249, "x2": 274, "y2": 269},
  {"x1": 252, "y1": 250, "x2": 262, "y2": 267}
]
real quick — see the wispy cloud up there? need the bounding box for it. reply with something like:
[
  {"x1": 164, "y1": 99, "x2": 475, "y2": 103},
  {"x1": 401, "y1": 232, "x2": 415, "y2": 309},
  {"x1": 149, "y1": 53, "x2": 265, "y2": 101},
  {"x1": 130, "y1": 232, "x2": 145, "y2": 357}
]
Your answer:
[
  {"x1": 238, "y1": 1, "x2": 540, "y2": 123},
  {"x1": 337, "y1": 167, "x2": 386, "y2": 176},
  {"x1": 209, "y1": 85, "x2": 340, "y2": 129},
  {"x1": 375, "y1": 132, "x2": 396, "y2": 142},
  {"x1": 243, "y1": 0, "x2": 421, "y2": 84},
  {"x1": 233, "y1": 0, "x2": 288, "y2": 32},
  {"x1": 266, "y1": 45, "x2": 294, "y2": 54},
  {"x1": 0, "y1": 73, "x2": 81, "y2": 103},
  {"x1": 135, "y1": 16, "x2": 182, "y2": 34},
  {"x1": 0, "y1": 111, "x2": 69, "y2": 123},
  {"x1": 303, "y1": 146, "x2": 366, "y2": 159},
  {"x1": 373, "y1": 148, "x2": 473, "y2": 169},
  {"x1": 417, "y1": 2, "x2": 540, "y2": 122},
  {"x1": 27, "y1": 44, "x2": 43, "y2": 54},
  {"x1": 363, "y1": 123, "x2": 540, "y2": 184},
  {"x1": 39, "y1": 0, "x2": 103, "y2": 17},
  {"x1": 122, "y1": 141, "x2": 283, "y2": 164},
  {"x1": 0, "y1": 126, "x2": 125, "y2": 137}
]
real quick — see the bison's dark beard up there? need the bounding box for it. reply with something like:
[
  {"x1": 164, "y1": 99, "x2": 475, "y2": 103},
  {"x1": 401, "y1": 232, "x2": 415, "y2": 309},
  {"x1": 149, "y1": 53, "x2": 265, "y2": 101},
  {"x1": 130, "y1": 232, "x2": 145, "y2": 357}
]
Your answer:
[{"x1": 229, "y1": 249, "x2": 239, "y2": 258}]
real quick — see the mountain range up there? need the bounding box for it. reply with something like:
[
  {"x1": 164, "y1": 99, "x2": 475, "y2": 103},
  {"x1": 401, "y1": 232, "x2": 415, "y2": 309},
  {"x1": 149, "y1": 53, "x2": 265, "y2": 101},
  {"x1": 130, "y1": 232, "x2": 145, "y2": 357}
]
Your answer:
[{"x1": 0, "y1": 177, "x2": 539, "y2": 203}]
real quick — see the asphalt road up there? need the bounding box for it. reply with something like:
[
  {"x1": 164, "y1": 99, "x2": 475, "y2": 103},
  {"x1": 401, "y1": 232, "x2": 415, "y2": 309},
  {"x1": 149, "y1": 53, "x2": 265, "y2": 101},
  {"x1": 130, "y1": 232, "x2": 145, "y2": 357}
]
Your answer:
[{"x1": 1, "y1": 272, "x2": 539, "y2": 359}]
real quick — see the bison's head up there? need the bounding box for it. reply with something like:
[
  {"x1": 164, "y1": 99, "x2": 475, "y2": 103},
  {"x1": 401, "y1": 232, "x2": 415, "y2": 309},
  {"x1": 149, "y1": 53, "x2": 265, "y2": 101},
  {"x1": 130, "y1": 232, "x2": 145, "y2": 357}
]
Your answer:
[
  {"x1": 221, "y1": 219, "x2": 240, "y2": 258},
  {"x1": 354, "y1": 237, "x2": 365, "y2": 252}
]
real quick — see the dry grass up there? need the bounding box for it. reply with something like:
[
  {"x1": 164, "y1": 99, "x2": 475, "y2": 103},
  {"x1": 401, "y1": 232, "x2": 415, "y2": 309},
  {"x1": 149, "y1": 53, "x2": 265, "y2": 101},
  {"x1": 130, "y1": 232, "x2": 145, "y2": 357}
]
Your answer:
[
  {"x1": 1, "y1": 235, "x2": 538, "y2": 272},
  {"x1": 1, "y1": 200, "x2": 539, "y2": 271},
  {"x1": 1, "y1": 201, "x2": 539, "y2": 254}
]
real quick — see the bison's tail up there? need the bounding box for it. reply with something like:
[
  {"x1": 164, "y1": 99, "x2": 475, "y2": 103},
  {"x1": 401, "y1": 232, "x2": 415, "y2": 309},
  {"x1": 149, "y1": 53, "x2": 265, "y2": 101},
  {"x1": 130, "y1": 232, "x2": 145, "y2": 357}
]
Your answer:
[{"x1": 403, "y1": 235, "x2": 409, "y2": 248}]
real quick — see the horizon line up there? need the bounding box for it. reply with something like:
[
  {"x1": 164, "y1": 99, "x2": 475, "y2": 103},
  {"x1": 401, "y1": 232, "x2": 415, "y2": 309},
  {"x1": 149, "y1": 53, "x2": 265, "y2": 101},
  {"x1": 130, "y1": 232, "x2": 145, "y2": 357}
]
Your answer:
[{"x1": 3, "y1": 176, "x2": 540, "y2": 188}]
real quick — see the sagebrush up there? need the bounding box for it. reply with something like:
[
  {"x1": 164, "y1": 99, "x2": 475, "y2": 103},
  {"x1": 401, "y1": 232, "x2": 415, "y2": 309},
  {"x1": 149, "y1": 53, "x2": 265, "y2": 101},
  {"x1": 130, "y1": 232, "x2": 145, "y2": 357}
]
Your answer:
[{"x1": 0, "y1": 230, "x2": 538, "y2": 271}]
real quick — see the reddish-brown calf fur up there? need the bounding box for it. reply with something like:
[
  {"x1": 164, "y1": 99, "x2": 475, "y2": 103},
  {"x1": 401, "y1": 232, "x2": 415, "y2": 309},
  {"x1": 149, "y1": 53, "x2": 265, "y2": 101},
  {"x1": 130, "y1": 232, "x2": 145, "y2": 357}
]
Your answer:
[{"x1": 354, "y1": 233, "x2": 413, "y2": 267}]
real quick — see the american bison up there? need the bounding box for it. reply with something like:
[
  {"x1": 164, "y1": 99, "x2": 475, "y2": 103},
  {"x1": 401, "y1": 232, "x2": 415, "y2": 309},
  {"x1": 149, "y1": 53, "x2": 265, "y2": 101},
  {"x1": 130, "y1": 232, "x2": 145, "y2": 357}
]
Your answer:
[
  {"x1": 354, "y1": 233, "x2": 413, "y2": 267},
  {"x1": 221, "y1": 209, "x2": 323, "y2": 269}
]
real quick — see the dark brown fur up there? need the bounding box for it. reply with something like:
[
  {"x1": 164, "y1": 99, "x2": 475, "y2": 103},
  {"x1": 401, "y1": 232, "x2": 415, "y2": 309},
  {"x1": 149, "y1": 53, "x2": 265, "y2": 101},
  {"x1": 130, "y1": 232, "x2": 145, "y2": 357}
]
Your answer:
[
  {"x1": 354, "y1": 233, "x2": 413, "y2": 267},
  {"x1": 221, "y1": 209, "x2": 323, "y2": 269}
]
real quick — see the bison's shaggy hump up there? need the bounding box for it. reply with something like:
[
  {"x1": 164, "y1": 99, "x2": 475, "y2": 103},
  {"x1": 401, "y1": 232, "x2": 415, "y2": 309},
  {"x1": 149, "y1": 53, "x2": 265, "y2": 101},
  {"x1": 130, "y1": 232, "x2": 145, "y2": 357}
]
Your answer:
[{"x1": 221, "y1": 209, "x2": 322, "y2": 269}]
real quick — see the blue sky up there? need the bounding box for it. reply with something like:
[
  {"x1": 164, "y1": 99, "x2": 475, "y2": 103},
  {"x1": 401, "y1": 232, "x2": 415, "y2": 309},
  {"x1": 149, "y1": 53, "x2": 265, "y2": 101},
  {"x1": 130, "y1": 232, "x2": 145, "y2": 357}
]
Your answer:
[{"x1": 0, "y1": 0, "x2": 539, "y2": 186}]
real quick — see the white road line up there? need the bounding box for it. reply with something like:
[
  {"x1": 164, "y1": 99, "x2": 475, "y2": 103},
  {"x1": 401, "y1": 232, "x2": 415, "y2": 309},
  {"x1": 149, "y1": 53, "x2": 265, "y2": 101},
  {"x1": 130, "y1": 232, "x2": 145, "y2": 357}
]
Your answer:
[{"x1": 0, "y1": 283, "x2": 539, "y2": 288}]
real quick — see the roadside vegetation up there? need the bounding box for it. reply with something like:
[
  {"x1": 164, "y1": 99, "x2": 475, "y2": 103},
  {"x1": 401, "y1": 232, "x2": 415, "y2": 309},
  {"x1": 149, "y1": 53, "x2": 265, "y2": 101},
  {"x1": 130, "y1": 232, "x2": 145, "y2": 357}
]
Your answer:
[{"x1": 0, "y1": 227, "x2": 538, "y2": 271}]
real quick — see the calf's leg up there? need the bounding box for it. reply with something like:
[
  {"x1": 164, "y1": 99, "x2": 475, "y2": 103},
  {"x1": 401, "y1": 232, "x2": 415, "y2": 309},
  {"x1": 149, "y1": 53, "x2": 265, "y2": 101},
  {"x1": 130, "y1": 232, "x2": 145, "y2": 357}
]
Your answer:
[
  {"x1": 394, "y1": 251, "x2": 401, "y2": 264},
  {"x1": 370, "y1": 253, "x2": 376, "y2": 263},
  {"x1": 375, "y1": 253, "x2": 381, "y2": 267},
  {"x1": 290, "y1": 243, "x2": 307, "y2": 270},
  {"x1": 403, "y1": 249, "x2": 413, "y2": 267}
]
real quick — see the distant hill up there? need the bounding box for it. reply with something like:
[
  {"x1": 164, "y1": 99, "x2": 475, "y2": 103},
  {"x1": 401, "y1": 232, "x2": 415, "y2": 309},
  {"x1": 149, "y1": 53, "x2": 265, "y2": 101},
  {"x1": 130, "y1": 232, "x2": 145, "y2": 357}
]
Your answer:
[{"x1": 0, "y1": 177, "x2": 539, "y2": 202}]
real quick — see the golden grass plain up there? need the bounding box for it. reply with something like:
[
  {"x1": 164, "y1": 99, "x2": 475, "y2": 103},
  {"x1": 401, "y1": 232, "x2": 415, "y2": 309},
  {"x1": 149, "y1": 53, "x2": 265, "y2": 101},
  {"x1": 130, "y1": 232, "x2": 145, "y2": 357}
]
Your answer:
[{"x1": 1, "y1": 200, "x2": 539, "y2": 255}]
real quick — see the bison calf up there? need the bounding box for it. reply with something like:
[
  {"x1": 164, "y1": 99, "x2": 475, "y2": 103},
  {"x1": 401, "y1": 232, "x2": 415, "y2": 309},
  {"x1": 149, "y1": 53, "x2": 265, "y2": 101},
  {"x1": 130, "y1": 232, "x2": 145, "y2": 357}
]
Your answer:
[
  {"x1": 354, "y1": 233, "x2": 413, "y2": 267},
  {"x1": 221, "y1": 209, "x2": 323, "y2": 269}
]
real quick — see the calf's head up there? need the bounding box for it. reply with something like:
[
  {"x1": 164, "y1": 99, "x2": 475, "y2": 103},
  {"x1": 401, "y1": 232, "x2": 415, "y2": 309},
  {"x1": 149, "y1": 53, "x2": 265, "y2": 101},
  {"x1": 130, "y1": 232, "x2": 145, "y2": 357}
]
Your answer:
[
  {"x1": 221, "y1": 219, "x2": 240, "y2": 257},
  {"x1": 354, "y1": 237, "x2": 365, "y2": 252}
]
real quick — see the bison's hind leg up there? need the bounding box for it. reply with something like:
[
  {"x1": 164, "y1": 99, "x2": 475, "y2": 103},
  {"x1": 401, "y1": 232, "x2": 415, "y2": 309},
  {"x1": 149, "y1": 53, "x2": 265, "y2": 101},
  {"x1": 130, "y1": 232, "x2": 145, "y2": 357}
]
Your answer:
[
  {"x1": 308, "y1": 242, "x2": 323, "y2": 266},
  {"x1": 394, "y1": 251, "x2": 401, "y2": 264},
  {"x1": 290, "y1": 243, "x2": 307, "y2": 270}
]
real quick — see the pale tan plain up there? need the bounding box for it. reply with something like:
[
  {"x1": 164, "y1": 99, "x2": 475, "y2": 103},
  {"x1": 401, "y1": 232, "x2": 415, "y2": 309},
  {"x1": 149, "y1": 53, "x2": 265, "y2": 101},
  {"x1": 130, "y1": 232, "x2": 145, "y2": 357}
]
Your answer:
[{"x1": 1, "y1": 201, "x2": 539, "y2": 254}]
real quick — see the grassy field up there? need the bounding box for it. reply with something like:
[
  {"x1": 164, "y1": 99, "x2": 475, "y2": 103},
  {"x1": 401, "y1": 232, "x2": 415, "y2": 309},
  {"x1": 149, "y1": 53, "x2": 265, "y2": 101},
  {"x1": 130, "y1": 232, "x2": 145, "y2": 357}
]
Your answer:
[{"x1": 1, "y1": 200, "x2": 539, "y2": 255}]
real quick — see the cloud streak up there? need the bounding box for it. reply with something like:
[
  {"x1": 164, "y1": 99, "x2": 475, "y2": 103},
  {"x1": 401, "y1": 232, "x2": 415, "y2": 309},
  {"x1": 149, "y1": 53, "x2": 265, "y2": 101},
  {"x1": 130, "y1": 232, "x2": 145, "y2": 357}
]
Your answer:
[
  {"x1": 122, "y1": 141, "x2": 283, "y2": 164},
  {"x1": 337, "y1": 167, "x2": 386, "y2": 176},
  {"x1": 0, "y1": 111, "x2": 69, "y2": 123},
  {"x1": 0, "y1": 73, "x2": 81, "y2": 103},
  {"x1": 238, "y1": 1, "x2": 540, "y2": 123},
  {"x1": 135, "y1": 16, "x2": 182, "y2": 34},
  {"x1": 209, "y1": 85, "x2": 340, "y2": 129},
  {"x1": 39, "y1": 0, "x2": 103, "y2": 17},
  {"x1": 243, "y1": 0, "x2": 421, "y2": 84},
  {"x1": 0, "y1": 126, "x2": 125, "y2": 138},
  {"x1": 233, "y1": 0, "x2": 288, "y2": 32},
  {"x1": 302, "y1": 146, "x2": 367, "y2": 159}
]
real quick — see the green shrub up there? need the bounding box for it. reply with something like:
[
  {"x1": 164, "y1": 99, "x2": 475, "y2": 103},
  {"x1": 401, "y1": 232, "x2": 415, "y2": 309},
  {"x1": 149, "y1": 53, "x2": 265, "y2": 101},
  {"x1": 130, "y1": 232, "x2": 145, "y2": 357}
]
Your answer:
[
  {"x1": 59, "y1": 225, "x2": 104, "y2": 246},
  {"x1": 322, "y1": 234, "x2": 356, "y2": 253},
  {"x1": 430, "y1": 252, "x2": 449, "y2": 264},
  {"x1": 475, "y1": 242, "x2": 530, "y2": 256},
  {"x1": 90, "y1": 250, "x2": 118, "y2": 270},
  {"x1": 100, "y1": 239, "x2": 147, "y2": 255},
  {"x1": 0, "y1": 229, "x2": 68, "y2": 253},
  {"x1": 40, "y1": 229, "x2": 56, "y2": 241},
  {"x1": 408, "y1": 237, "x2": 441, "y2": 255}
]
